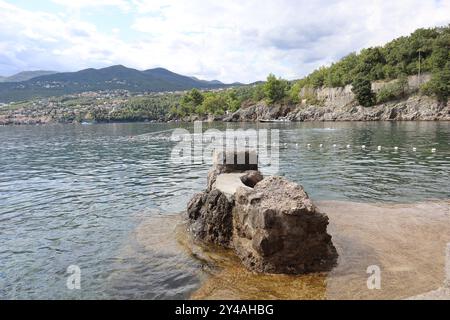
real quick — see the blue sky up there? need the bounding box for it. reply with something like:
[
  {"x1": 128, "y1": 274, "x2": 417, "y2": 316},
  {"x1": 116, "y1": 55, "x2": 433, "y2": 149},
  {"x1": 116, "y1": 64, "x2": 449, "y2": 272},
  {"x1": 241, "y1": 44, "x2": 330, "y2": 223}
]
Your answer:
[{"x1": 0, "y1": 0, "x2": 449, "y2": 83}]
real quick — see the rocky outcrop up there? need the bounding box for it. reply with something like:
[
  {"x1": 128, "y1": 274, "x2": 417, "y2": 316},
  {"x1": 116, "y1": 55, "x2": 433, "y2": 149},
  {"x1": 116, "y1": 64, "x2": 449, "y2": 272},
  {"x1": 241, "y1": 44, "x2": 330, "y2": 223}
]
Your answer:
[
  {"x1": 186, "y1": 151, "x2": 338, "y2": 274},
  {"x1": 223, "y1": 102, "x2": 295, "y2": 122},
  {"x1": 223, "y1": 74, "x2": 449, "y2": 123},
  {"x1": 289, "y1": 95, "x2": 450, "y2": 122},
  {"x1": 224, "y1": 95, "x2": 450, "y2": 122},
  {"x1": 233, "y1": 176, "x2": 337, "y2": 274}
]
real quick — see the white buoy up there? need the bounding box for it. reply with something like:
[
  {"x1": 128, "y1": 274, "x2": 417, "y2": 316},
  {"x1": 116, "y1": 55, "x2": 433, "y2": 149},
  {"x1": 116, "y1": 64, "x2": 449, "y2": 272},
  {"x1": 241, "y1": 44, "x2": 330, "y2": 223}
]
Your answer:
[
  {"x1": 296, "y1": 143, "x2": 298, "y2": 147},
  {"x1": 378, "y1": 146, "x2": 382, "y2": 151},
  {"x1": 333, "y1": 144, "x2": 337, "y2": 148},
  {"x1": 319, "y1": 144, "x2": 323, "y2": 148},
  {"x1": 413, "y1": 147, "x2": 417, "y2": 152},
  {"x1": 362, "y1": 145, "x2": 366, "y2": 149},
  {"x1": 394, "y1": 146, "x2": 398, "y2": 151},
  {"x1": 307, "y1": 144, "x2": 311, "y2": 148},
  {"x1": 347, "y1": 145, "x2": 351, "y2": 148},
  {"x1": 431, "y1": 148, "x2": 436, "y2": 153}
]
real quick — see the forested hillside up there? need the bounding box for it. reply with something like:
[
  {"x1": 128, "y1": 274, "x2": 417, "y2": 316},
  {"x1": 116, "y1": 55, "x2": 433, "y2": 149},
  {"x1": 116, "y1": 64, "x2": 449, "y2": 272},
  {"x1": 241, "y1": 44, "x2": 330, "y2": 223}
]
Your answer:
[{"x1": 291, "y1": 25, "x2": 450, "y2": 104}]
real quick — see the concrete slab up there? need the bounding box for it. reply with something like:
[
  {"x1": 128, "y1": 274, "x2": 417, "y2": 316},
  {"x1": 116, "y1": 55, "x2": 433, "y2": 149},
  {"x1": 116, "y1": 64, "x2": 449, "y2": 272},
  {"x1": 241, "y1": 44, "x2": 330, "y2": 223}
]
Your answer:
[{"x1": 215, "y1": 173, "x2": 251, "y2": 199}]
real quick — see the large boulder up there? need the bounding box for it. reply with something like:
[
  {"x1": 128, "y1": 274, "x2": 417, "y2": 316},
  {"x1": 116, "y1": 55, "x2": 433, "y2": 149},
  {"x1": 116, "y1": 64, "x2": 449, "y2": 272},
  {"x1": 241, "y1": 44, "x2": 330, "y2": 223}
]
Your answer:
[
  {"x1": 186, "y1": 151, "x2": 338, "y2": 275},
  {"x1": 232, "y1": 176, "x2": 338, "y2": 274}
]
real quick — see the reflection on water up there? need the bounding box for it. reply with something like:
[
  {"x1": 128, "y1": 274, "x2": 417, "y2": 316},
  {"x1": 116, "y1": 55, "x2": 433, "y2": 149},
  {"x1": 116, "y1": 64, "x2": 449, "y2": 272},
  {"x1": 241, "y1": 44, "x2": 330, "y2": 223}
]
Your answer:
[{"x1": 0, "y1": 122, "x2": 449, "y2": 299}]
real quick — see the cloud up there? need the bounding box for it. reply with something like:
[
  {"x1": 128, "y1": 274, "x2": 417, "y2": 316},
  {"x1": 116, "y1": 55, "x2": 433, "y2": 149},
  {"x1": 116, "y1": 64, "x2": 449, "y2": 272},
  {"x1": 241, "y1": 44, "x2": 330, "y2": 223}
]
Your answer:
[
  {"x1": 52, "y1": 0, "x2": 131, "y2": 12},
  {"x1": 0, "y1": 0, "x2": 449, "y2": 82},
  {"x1": 0, "y1": 0, "x2": 127, "y2": 74},
  {"x1": 128, "y1": 0, "x2": 450, "y2": 81}
]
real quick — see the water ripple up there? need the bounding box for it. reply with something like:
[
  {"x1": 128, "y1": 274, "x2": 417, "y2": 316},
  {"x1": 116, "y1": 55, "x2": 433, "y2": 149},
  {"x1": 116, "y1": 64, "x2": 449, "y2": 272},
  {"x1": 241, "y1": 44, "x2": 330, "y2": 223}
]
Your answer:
[{"x1": 0, "y1": 122, "x2": 449, "y2": 299}]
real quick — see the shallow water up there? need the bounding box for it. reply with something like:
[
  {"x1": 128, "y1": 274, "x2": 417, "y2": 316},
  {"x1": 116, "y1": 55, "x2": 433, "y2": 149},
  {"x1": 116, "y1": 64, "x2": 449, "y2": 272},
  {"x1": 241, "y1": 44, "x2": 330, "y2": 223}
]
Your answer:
[
  {"x1": 187, "y1": 201, "x2": 450, "y2": 300},
  {"x1": 0, "y1": 121, "x2": 449, "y2": 299}
]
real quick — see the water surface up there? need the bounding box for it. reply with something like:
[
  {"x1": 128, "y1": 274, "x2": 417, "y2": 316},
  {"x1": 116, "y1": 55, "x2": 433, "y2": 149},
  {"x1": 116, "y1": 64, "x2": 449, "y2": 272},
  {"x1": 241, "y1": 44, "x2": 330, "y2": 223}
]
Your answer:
[{"x1": 0, "y1": 121, "x2": 449, "y2": 299}]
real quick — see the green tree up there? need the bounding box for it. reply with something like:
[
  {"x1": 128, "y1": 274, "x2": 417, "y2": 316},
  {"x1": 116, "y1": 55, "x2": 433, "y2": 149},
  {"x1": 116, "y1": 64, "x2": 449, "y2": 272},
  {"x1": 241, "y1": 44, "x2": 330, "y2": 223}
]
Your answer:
[
  {"x1": 263, "y1": 74, "x2": 289, "y2": 103},
  {"x1": 201, "y1": 93, "x2": 227, "y2": 115},
  {"x1": 352, "y1": 75, "x2": 375, "y2": 107},
  {"x1": 288, "y1": 81, "x2": 302, "y2": 103},
  {"x1": 225, "y1": 90, "x2": 241, "y2": 112},
  {"x1": 182, "y1": 88, "x2": 204, "y2": 106},
  {"x1": 252, "y1": 84, "x2": 265, "y2": 102},
  {"x1": 420, "y1": 31, "x2": 450, "y2": 102},
  {"x1": 421, "y1": 62, "x2": 450, "y2": 102}
]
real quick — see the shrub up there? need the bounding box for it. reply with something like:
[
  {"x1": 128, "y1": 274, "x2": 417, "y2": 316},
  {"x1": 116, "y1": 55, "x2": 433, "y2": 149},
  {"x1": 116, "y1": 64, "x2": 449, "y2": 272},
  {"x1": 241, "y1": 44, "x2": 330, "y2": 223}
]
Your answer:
[
  {"x1": 376, "y1": 75, "x2": 409, "y2": 104},
  {"x1": 352, "y1": 75, "x2": 375, "y2": 107}
]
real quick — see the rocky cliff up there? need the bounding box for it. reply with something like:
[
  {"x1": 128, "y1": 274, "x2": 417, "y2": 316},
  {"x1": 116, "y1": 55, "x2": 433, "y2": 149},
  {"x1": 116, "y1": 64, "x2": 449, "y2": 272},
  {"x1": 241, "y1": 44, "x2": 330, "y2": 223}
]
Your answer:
[{"x1": 225, "y1": 95, "x2": 450, "y2": 122}]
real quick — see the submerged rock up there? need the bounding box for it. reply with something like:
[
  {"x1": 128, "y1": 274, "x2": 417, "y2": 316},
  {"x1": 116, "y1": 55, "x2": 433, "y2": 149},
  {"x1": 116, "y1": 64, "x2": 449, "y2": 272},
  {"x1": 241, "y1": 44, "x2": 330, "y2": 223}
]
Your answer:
[{"x1": 187, "y1": 151, "x2": 337, "y2": 274}]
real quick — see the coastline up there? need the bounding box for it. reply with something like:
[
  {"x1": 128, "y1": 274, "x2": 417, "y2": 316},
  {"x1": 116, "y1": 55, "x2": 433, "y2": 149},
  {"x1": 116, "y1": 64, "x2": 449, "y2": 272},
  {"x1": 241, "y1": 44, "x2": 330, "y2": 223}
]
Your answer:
[
  {"x1": 219, "y1": 95, "x2": 450, "y2": 122},
  {"x1": 1, "y1": 94, "x2": 449, "y2": 126}
]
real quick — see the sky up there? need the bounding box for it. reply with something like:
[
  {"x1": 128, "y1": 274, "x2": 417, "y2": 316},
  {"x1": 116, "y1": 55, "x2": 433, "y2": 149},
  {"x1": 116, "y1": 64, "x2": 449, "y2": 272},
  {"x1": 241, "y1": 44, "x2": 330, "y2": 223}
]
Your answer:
[{"x1": 0, "y1": 0, "x2": 449, "y2": 83}]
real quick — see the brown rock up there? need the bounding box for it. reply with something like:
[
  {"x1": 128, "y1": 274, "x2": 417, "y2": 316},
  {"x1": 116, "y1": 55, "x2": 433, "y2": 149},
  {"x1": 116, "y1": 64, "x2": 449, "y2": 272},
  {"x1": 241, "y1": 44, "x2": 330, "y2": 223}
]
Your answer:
[
  {"x1": 232, "y1": 176, "x2": 338, "y2": 274},
  {"x1": 240, "y1": 170, "x2": 263, "y2": 188}
]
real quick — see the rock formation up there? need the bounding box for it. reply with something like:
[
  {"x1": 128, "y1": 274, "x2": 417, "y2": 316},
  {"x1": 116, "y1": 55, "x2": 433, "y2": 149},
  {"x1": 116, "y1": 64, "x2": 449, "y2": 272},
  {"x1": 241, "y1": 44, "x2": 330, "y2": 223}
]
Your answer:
[
  {"x1": 224, "y1": 95, "x2": 450, "y2": 123},
  {"x1": 187, "y1": 150, "x2": 258, "y2": 247},
  {"x1": 222, "y1": 75, "x2": 448, "y2": 123},
  {"x1": 186, "y1": 150, "x2": 338, "y2": 274},
  {"x1": 233, "y1": 176, "x2": 337, "y2": 274}
]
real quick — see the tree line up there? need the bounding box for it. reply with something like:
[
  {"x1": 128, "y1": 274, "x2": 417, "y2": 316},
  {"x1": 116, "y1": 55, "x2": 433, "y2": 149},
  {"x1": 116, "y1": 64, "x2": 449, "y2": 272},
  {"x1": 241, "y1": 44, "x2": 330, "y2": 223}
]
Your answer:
[{"x1": 172, "y1": 25, "x2": 450, "y2": 117}]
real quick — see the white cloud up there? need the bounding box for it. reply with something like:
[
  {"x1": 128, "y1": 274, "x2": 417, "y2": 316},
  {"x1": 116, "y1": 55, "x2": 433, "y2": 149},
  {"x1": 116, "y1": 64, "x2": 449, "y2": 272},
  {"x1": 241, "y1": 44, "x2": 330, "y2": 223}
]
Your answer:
[
  {"x1": 52, "y1": 0, "x2": 131, "y2": 12},
  {"x1": 128, "y1": 0, "x2": 450, "y2": 82},
  {"x1": 0, "y1": 0, "x2": 449, "y2": 82}
]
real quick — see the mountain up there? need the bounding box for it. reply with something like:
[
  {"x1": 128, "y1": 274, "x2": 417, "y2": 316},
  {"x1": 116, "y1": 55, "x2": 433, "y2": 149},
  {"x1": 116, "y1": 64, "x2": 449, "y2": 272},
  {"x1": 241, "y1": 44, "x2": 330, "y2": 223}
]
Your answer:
[
  {"x1": 189, "y1": 76, "x2": 224, "y2": 85},
  {"x1": 0, "y1": 65, "x2": 231, "y2": 103},
  {"x1": 0, "y1": 70, "x2": 57, "y2": 83}
]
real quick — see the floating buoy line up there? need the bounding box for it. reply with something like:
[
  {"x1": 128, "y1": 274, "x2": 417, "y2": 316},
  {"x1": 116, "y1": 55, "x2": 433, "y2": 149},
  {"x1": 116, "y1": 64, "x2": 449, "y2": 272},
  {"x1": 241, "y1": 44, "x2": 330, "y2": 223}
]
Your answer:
[{"x1": 282, "y1": 143, "x2": 439, "y2": 153}]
